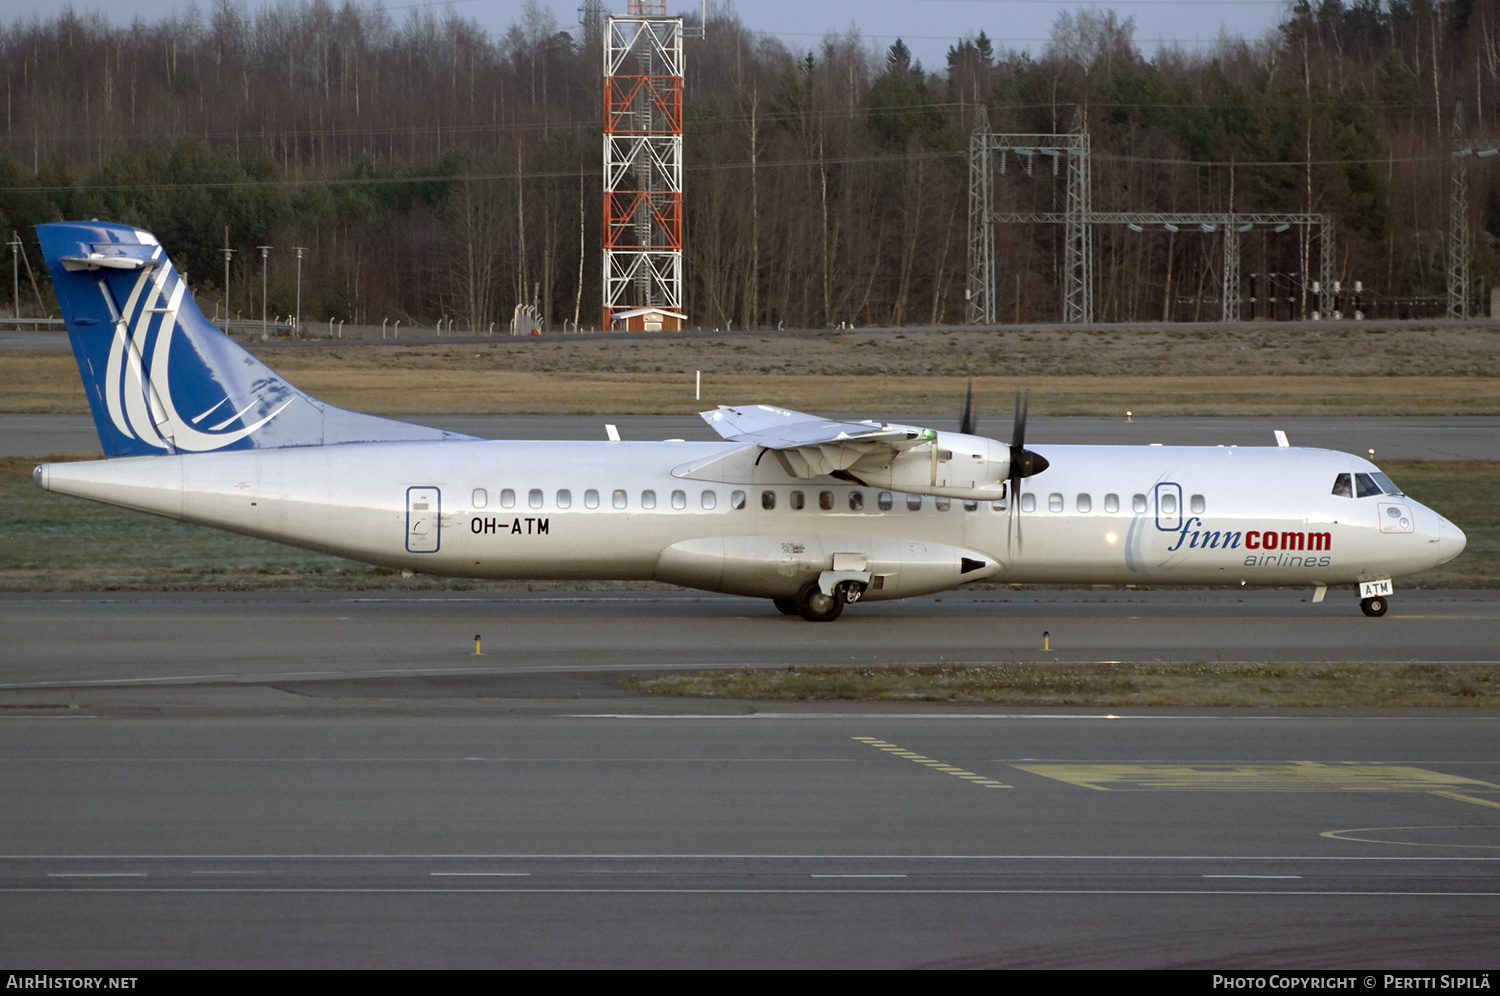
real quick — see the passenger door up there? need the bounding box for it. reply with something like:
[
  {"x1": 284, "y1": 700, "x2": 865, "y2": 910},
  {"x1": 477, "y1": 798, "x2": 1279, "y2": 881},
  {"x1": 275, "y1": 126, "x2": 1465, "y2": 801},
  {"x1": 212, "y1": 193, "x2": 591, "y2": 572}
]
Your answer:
[{"x1": 406, "y1": 486, "x2": 441, "y2": 553}]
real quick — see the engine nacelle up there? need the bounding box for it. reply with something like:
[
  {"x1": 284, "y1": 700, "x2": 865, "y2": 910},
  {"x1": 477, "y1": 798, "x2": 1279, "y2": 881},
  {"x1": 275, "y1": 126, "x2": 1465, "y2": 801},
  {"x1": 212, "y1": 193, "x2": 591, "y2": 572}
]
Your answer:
[{"x1": 852, "y1": 431, "x2": 1011, "y2": 501}]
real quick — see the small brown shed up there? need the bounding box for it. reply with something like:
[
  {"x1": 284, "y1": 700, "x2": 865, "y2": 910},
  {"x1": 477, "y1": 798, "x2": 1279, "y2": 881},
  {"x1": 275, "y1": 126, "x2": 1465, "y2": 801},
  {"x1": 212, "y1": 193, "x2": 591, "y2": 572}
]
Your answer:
[{"x1": 611, "y1": 307, "x2": 686, "y2": 332}]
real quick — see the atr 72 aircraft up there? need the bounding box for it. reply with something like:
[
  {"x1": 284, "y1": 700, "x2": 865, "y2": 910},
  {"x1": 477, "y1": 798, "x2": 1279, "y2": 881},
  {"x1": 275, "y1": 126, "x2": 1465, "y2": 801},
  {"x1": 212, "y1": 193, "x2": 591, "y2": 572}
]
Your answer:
[{"x1": 34, "y1": 221, "x2": 1465, "y2": 620}]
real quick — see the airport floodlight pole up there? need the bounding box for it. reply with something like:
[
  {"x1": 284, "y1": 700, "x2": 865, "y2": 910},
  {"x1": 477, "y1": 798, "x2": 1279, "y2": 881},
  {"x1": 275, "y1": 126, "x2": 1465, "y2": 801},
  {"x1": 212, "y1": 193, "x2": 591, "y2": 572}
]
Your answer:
[
  {"x1": 293, "y1": 247, "x2": 308, "y2": 336},
  {"x1": 222, "y1": 247, "x2": 234, "y2": 325},
  {"x1": 9, "y1": 232, "x2": 20, "y2": 320},
  {"x1": 257, "y1": 245, "x2": 272, "y2": 336},
  {"x1": 222, "y1": 225, "x2": 234, "y2": 324}
]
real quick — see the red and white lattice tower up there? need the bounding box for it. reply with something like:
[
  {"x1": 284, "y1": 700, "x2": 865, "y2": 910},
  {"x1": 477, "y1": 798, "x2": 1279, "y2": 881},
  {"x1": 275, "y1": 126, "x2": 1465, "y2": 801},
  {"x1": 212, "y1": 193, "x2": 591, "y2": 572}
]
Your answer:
[{"x1": 602, "y1": 1, "x2": 684, "y2": 328}]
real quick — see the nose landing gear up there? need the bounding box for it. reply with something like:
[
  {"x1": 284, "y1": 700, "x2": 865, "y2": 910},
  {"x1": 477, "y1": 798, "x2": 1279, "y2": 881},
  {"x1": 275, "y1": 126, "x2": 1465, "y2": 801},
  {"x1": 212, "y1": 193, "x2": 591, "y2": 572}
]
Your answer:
[{"x1": 1358, "y1": 579, "x2": 1393, "y2": 617}]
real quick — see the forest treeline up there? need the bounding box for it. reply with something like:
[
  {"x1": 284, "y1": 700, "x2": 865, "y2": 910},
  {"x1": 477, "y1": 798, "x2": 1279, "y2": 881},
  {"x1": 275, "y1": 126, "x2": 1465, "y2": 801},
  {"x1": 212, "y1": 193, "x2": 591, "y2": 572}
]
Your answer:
[{"x1": 1, "y1": 0, "x2": 1499, "y2": 329}]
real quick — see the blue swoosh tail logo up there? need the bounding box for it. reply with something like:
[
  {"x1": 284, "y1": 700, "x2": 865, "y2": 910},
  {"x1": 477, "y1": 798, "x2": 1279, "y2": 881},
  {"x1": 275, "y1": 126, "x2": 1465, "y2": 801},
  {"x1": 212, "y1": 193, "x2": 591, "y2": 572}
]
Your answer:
[{"x1": 38, "y1": 221, "x2": 480, "y2": 457}]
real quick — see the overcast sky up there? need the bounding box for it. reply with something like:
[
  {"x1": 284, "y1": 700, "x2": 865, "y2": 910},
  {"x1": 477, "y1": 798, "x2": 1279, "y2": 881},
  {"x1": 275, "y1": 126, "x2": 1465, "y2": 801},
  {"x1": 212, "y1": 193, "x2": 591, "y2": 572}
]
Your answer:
[{"x1": 0, "y1": 0, "x2": 1290, "y2": 67}]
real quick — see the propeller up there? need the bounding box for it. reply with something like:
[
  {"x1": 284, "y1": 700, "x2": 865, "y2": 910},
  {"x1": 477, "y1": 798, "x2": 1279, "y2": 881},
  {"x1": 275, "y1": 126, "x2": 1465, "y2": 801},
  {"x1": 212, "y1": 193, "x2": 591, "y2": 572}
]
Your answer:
[
  {"x1": 959, "y1": 377, "x2": 977, "y2": 436},
  {"x1": 1006, "y1": 390, "x2": 1049, "y2": 555}
]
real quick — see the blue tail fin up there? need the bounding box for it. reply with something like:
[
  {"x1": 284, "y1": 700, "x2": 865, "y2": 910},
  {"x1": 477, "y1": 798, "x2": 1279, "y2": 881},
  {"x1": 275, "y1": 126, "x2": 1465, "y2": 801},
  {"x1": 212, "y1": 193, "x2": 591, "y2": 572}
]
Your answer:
[{"x1": 38, "y1": 221, "x2": 478, "y2": 457}]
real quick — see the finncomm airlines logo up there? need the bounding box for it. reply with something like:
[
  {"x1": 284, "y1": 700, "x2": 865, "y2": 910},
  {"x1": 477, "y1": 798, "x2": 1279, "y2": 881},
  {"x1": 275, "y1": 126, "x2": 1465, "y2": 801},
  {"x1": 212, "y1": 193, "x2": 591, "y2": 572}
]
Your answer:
[{"x1": 1165, "y1": 517, "x2": 1333, "y2": 567}]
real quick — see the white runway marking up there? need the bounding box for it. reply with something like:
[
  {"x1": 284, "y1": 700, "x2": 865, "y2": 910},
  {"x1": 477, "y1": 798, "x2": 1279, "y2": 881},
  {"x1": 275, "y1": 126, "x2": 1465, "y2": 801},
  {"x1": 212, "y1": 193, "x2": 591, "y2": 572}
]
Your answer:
[
  {"x1": 7, "y1": 887, "x2": 1500, "y2": 897},
  {"x1": 6, "y1": 852, "x2": 1500, "y2": 862}
]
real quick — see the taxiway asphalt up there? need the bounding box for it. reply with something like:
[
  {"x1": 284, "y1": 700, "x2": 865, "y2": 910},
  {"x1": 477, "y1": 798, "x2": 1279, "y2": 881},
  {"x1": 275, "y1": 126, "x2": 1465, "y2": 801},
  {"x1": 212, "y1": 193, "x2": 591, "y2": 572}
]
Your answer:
[{"x1": 1, "y1": 590, "x2": 1498, "y2": 967}]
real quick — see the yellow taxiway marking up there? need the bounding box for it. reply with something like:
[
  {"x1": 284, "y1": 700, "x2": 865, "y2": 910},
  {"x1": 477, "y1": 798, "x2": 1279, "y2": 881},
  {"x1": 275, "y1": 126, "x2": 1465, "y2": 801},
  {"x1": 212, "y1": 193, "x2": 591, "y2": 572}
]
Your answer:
[
  {"x1": 1427, "y1": 791, "x2": 1500, "y2": 810},
  {"x1": 852, "y1": 737, "x2": 1011, "y2": 788},
  {"x1": 1012, "y1": 763, "x2": 1500, "y2": 805}
]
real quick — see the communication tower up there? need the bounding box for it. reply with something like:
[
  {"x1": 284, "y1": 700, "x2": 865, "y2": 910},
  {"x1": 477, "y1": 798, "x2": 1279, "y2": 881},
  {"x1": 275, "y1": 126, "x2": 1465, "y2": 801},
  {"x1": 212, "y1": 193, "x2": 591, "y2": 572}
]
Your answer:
[{"x1": 602, "y1": 1, "x2": 684, "y2": 329}]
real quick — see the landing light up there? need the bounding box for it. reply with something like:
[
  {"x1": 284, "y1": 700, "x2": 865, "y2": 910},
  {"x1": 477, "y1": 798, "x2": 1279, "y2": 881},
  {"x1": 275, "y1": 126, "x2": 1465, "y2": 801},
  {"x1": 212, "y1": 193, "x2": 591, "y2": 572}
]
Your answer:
[{"x1": 1105, "y1": 531, "x2": 1118, "y2": 544}]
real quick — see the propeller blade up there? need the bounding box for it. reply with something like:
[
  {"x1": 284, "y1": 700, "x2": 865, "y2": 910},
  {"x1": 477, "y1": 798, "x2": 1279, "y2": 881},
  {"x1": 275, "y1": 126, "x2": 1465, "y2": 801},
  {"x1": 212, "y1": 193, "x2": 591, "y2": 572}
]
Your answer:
[
  {"x1": 959, "y1": 377, "x2": 977, "y2": 436},
  {"x1": 1005, "y1": 389, "x2": 1051, "y2": 557}
]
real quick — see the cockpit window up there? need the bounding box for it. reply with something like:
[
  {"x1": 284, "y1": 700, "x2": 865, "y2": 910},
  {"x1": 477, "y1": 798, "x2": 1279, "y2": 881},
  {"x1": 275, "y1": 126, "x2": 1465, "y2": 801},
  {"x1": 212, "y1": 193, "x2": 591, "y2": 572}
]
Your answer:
[{"x1": 1335, "y1": 470, "x2": 1403, "y2": 498}]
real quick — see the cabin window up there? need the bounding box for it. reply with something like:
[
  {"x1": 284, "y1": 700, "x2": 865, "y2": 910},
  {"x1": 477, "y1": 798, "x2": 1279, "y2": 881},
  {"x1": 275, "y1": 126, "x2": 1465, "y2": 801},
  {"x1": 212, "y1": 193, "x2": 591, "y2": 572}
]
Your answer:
[
  {"x1": 472, "y1": 488, "x2": 487, "y2": 509},
  {"x1": 935, "y1": 498, "x2": 951, "y2": 511},
  {"x1": 671, "y1": 490, "x2": 686, "y2": 509},
  {"x1": 642, "y1": 490, "x2": 657, "y2": 509},
  {"x1": 1104, "y1": 493, "x2": 1120, "y2": 513},
  {"x1": 1190, "y1": 494, "x2": 1205, "y2": 514},
  {"x1": 962, "y1": 500, "x2": 978, "y2": 512},
  {"x1": 701, "y1": 490, "x2": 716, "y2": 510},
  {"x1": 556, "y1": 489, "x2": 571, "y2": 509},
  {"x1": 1021, "y1": 493, "x2": 1036, "y2": 512},
  {"x1": 991, "y1": 499, "x2": 1007, "y2": 512},
  {"x1": 1160, "y1": 492, "x2": 1177, "y2": 515},
  {"x1": 731, "y1": 490, "x2": 746, "y2": 510},
  {"x1": 1048, "y1": 493, "x2": 1064, "y2": 513},
  {"x1": 612, "y1": 489, "x2": 627, "y2": 509},
  {"x1": 1132, "y1": 494, "x2": 1147, "y2": 513},
  {"x1": 789, "y1": 490, "x2": 805, "y2": 510},
  {"x1": 500, "y1": 488, "x2": 516, "y2": 509},
  {"x1": 584, "y1": 489, "x2": 599, "y2": 509},
  {"x1": 850, "y1": 492, "x2": 865, "y2": 511},
  {"x1": 907, "y1": 494, "x2": 922, "y2": 511},
  {"x1": 819, "y1": 491, "x2": 834, "y2": 511},
  {"x1": 761, "y1": 490, "x2": 776, "y2": 510},
  {"x1": 1076, "y1": 494, "x2": 1092, "y2": 513},
  {"x1": 528, "y1": 489, "x2": 543, "y2": 509},
  {"x1": 878, "y1": 491, "x2": 893, "y2": 511}
]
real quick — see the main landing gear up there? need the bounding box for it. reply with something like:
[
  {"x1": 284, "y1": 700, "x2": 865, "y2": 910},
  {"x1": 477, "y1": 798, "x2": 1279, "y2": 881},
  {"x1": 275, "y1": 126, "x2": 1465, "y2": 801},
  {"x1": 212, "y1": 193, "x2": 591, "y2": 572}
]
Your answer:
[
  {"x1": 794, "y1": 579, "x2": 845, "y2": 622},
  {"x1": 1359, "y1": 595, "x2": 1388, "y2": 617},
  {"x1": 779, "y1": 577, "x2": 869, "y2": 622}
]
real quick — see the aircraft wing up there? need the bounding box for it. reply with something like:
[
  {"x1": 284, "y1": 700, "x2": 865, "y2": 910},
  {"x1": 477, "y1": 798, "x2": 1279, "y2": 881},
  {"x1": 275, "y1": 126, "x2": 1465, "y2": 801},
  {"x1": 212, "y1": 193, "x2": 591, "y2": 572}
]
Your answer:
[{"x1": 700, "y1": 404, "x2": 929, "y2": 478}]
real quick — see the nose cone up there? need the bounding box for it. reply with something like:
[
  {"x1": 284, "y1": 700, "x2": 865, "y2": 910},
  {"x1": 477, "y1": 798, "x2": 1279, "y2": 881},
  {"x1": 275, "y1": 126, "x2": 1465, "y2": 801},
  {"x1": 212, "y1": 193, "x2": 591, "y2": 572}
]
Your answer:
[{"x1": 1437, "y1": 515, "x2": 1467, "y2": 565}]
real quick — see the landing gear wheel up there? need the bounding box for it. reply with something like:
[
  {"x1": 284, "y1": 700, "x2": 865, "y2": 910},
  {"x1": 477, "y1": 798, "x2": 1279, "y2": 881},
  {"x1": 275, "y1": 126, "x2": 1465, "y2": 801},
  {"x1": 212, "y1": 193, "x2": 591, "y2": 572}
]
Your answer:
[
  {"x1": 795, "y1": 580, "x2": 845, "y2": 622},
  {"x1": 1360, "y1": 596, "x2": 1388, "y2": 617},
  {"x1": 772, "y1": 598, "x2": 799, "y2": 616}
]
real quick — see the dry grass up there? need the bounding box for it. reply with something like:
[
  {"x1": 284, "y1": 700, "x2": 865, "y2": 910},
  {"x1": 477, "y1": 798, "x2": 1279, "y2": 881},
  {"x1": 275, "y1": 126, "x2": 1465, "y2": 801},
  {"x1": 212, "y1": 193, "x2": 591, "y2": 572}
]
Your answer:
[
  {"x1": 622, "y1": 661, "x2": 1500, "y2": 707},
  {"x1": 6, "y1": 322, "x2": 1500, "y2": 415}
]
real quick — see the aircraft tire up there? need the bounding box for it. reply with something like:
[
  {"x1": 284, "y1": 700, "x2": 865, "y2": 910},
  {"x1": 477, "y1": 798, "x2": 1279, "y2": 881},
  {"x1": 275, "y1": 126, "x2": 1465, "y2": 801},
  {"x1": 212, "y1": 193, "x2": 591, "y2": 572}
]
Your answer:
[
  {"x1": 795, "y1": 580, "x2": 845, "y2": 622},
  {"x1": 772, "y1": 598, "x2": 799, "y2": 616},
  {"x1": 1360, "y1": 596, "x2": 1388, "y2": 617}
]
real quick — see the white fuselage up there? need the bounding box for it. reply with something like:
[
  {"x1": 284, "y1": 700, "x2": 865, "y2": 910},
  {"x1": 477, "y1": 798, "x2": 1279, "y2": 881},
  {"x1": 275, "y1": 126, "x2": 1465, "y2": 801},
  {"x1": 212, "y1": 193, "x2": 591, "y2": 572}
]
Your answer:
[{"x1": 36, "y1": 438, "x2": 1466, "y2": 601}]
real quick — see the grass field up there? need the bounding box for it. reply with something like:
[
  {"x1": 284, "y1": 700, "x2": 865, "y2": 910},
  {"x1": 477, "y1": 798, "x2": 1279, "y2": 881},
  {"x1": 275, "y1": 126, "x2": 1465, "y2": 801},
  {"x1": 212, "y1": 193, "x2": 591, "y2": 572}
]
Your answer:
[
  {"x1": 2, "y1": 455, "x2": 1493, "y2": 592},
  {"x1": 621, "y1": 662, "x2": 1500, "y2": 708},
  {"x1": 6, "y1": 322, "x2": 1500, "y2": 415}
]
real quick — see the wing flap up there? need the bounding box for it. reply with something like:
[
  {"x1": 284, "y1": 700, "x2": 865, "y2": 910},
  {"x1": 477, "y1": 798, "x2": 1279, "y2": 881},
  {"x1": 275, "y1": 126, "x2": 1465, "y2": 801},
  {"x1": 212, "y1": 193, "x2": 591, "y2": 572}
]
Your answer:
[{"x1": 700, "y1": 404, "x2": 933, "y2": 481}]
